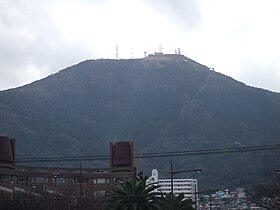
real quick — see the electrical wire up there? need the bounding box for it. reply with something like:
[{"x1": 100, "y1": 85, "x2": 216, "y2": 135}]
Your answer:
[{"x1": 16, "y1": 143, "x2": 280, "y2": 163}]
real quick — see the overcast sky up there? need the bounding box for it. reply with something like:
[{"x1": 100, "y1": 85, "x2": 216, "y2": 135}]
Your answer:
[{"x1": 1, "y1": 0, "x2": 280, "y2": 92}]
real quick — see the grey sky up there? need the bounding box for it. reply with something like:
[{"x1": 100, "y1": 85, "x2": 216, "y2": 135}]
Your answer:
[{"x1": 0, "y1": 0, "x2": 279, "y2": 92}]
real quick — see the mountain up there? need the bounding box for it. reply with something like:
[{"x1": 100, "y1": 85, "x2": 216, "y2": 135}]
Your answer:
[{"x1": 0, "y1": 54, "x2": 279, "y2": 190}]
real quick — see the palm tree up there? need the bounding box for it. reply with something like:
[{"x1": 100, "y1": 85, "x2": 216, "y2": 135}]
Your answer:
[
  {"x1": 158, "y1": 193, "x2": 194, "y2": 210},
  {"x1": 103, "y1": 176, "x2": 160, "y2": 210}
]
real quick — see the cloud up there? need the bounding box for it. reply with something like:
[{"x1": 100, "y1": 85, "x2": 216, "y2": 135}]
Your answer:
[
  {"x1": 237, "y1": 60, "x2": 280, "y2": 93},
  {"x1": 0, "y1": 0, "x2": 93, "y2": 90},
  {"x1": 0, "y1": 0, "x2": 279, "y2": 93},
  {"x1": 143, "y1": 0, "x2": 202, "y2": 31}
]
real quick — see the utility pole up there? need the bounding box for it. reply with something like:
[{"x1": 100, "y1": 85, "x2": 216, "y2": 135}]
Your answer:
[
  {"x1": 170, "y1": 163, "x2": 202, "y2": 210},
  {"x1": 209, "y1": 193, "x2": 212, "y2": 210},
  {"x1": 170, "y1": 158, "x2": 174, "y2": 210},
  {"x1": 80, "y1": 161, "x2": 83, "y2": 210},
  {"x1": 171, "y1": 158, "x2": 174, "y2": 195},
  {"x1": 195, "y1": 181, "x2": 197, "y2": 210}
]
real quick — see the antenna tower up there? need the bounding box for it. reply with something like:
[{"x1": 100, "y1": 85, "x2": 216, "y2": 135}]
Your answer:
[
  {"x1": 159, "y1": 45, "x2": 162, "y2": 53},
  {"x1": 178, "y1": 48, "x2": 181, "y2": 55},
  {"x1": 116, "y1": 44, "x2": 119, "y2": 59}
]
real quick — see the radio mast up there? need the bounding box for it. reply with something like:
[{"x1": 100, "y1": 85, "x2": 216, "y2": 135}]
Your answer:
[{"x1": 116, "y1": 44, "x2": 119, "y2": 59}]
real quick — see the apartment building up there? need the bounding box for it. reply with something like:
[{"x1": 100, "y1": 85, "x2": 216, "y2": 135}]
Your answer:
[{"x1": 147, "y1": 169, "x2": 198, "y2": 202}]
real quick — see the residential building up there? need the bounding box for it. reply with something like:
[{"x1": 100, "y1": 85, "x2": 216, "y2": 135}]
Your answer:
[{"x1": 147, "y1": 169, "x2": 198, "y2": 203}]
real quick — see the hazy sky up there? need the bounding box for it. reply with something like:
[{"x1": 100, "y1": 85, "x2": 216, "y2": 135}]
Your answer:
[{"x1": 1, "y1": 0, "x2": 280, "y2": 92}]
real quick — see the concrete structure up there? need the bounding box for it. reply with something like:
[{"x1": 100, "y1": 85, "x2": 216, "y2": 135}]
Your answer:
[
  {"x1": 147, "y1": 169, "x2": 198, "y2": 202},
  {"x1": 0, "y1": 137, "x2": 137, "y2": 202}
]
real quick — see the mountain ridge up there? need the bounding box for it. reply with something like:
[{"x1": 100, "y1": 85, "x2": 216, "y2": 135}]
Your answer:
[{"x1": 0, "y1": 54, "x2": 279, "y2": 189}]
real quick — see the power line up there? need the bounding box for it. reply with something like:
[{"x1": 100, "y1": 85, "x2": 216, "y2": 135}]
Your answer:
[{"x1": 16, "y1": 143, "x2": 280, "y2": 163}]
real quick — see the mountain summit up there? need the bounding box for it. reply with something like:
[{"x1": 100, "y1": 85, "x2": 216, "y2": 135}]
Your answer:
[{"x1": 0, "y1": 54, "x2": 279, "y2": 189}]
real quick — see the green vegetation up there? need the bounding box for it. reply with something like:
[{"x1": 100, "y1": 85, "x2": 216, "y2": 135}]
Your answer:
[
  {"x1": 103, "y1": 176, "x2": 194, "y2": 210},
  {"x1": 158, "y1": 193, "x2": 194, "y2": 210},
  {"x1": 104, "y1": 176, "x2": 160, "y2": 210},
  {"x1": 0, "y1": 55, "x2": 279, "y2": 189}
]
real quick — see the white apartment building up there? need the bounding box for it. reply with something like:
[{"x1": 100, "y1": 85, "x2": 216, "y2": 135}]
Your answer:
[{"x1": 147, "y1": 169, "x2": 198, "y2": 203}]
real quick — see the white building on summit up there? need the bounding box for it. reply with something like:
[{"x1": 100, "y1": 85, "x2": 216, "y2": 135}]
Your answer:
[{"x1": 147, "y1": 169, "x2": 198, "y2": 203}]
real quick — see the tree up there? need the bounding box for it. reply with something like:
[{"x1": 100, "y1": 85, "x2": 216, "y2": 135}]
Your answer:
[
  {"x1": 249, "y1": 175, "x2": 280, "y2": 210},
  {"x1": 158, "y1": 193, "x2": 194, "y2": 210},
  {"x1": 103, "y1": 176, "x2": 160, "y2": 210}
]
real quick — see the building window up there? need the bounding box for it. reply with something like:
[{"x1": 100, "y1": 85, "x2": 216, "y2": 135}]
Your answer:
[
  {"x1": 36, "y1": 177, "x2": 47, "y2": 184},
  {"x1": 97, "y1": 178, "x2": 105, "y2": 184},
  {"x1": 0, "y1": 175, "x2": 11, "y2": 182},
  {"x1": 17, "y1": 176, "x2": 27, "y2": 182},
  {"x1": 73, "y1": 178, "x2": 88, "y2": 184},
  {"x1": 94, "y1": 191, "x2": 105, "y2": 196}
]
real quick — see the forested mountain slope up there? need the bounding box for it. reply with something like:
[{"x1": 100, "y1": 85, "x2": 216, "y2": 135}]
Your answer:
[{"x1": 1, "y1": 54, "x2": 279, "y2": 189}]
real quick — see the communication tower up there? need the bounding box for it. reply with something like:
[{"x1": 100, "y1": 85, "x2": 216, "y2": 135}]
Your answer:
[
  {"x1": 178, "y1": 48, "x2": 181, "y2": 55},
  {"x1": 159, "y1": 45, "x2": 163, "y2": 53},
  {"x1": 116, "y1": 44, "x2": 119, "y2": 59}
]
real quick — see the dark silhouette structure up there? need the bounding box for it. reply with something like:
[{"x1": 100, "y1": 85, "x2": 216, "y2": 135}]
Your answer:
[{"x1": 0, "y1": 136, "x2": 137, "y2": 203}]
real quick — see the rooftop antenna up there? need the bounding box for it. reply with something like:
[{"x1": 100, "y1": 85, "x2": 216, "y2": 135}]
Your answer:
[
  {"x1": 116, "y1": 44, "x2": 119, "y2": 59},
  {"x1": 178, "y1": 48, "x2": 181, "y2": 55}
]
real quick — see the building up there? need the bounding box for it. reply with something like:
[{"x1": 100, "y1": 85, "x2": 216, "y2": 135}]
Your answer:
[
  {"x1": 198, "y1": 188, "x2": 262, "y2": 210},
  {"x1": 0, "y1": 136, "x2": 137, "y2": 202},
  {"x1": 147, "y1": 169, "x2": 198, "y2": 203}
]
